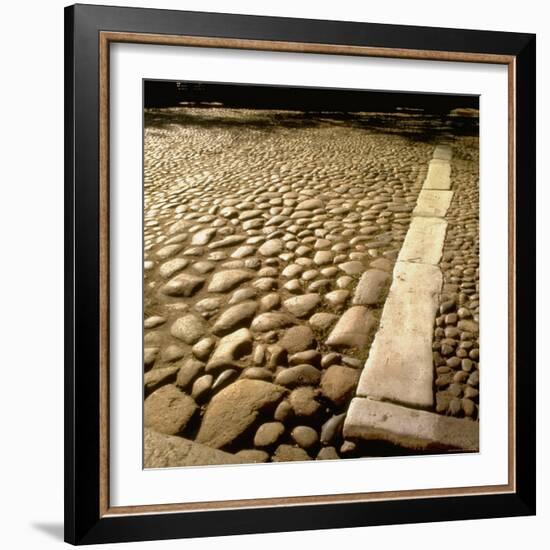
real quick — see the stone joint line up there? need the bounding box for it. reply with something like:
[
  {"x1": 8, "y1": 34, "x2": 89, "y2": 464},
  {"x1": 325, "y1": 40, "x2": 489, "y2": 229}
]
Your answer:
[{"x1": 343, "y1": 144, "x2": 477, "y2": 450}]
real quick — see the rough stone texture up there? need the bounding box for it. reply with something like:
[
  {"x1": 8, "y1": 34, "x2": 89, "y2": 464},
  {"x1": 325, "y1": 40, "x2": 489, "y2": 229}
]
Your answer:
[
  {"x1": 207, "y1": 270, "x2": 253, "y2": 292},
  {"x1": 423, "y1": 158, "x2": 452, "y2": 190},
  {"x1": 196, "y1": 379, "x2": 286, "y2": 448},
  {"x1": 413, "y1": 189, "x2": 454, "y2": 218},
  {"x1": 321, "y1": 366, "x2": 360, "y2": 407},
  {"x1": 144, "y1": 366, "x2": 180, "y2": 395},
  {"x1": 170, "y1": 314, "x2": 206, "y2": 344},
  {"x1": 250, "y1": 312, "x2": 294, "y2": 332},
  {"x1": 144, "y1": 429, "x2": 241, "y2": 468},
  {"x1": 283, "y1": 294, "x2": 321, "y2": 318},
  {"x1": 397, "y1": 216, "x2": 447, "y2": 266},
  {"x1": 343, "y1": 397, "x2": 479, "y2": 451},
  {"x1": 278, "y1": 325, "x2": 316, "y2": 354},
  {"x1": 206, "y1": 328, "x2": 252, "y2": 371},
  {"x1": 211, "y1": 301, "x2": 257, "y2": 335},
  {"x1": 357, "y1": 261, "x2": 442, "y2": 409},
  {"x1": 161, "y1": 273, "x2": 205, "y2": 297},
  {"x1": 144, "y1": 384, "x2": 198, "y2": 436},
  {"x1": 326, "y1": 306, "x2": 377, "y2": 349},
  {"x1": 272, "y1": 444, "x2": 312, "y2": 462},
  {"x1": 352, "y1": 269, "x2": 391, "y2": 306}
]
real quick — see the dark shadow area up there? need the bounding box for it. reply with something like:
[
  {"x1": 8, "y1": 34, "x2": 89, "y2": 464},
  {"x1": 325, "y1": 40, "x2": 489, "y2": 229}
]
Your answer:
[
  {"x1": 144, "y1": 80, "x2": 479, "y2": 113},
  {"x1": 30, "y1": 522, "x2": 64, "y2": 542},
  {"x1": 143, "y1": 80, "x2": 479, "y2": 142}
]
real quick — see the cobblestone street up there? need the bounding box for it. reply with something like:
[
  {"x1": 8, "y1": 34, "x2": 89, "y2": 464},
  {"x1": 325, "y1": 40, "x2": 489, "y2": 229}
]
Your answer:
[{"x1": 142, "y1": 107, "x2": 479, "y2": 466}]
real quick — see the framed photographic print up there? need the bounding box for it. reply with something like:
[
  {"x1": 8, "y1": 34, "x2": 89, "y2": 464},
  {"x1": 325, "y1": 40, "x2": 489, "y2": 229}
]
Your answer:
[{"x1": 64, "y1": 3, "x2": 536, "y2": 545}]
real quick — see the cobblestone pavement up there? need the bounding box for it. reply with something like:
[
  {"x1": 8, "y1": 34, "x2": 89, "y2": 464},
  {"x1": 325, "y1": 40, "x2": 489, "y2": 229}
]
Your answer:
[
  {"x1": 433, "y1": 136, "x2": 480, "y2": 420},
  {"x1": 142, "y1": 107, "x2": 473, "y2": 464}
]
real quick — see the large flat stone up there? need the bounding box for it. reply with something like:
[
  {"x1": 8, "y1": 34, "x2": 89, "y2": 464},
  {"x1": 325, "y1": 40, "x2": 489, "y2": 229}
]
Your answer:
[
  {"x1": 423, "y1": 159, "x2": 451, "y2": 190},
  {"x1": 196, "y1": 379, "x2": 286, "y2": 448},
  {"x1": 343, "y1": 398, "x2": 479, "y2": 451},
  {"x1": 397, "y1": 216, "x2": 447, "y2": 266},
  {"x1": 144, "y1": 429, "x2": 241, "y2": 468},
  {"x1": 356, "y1": 261, "x2": 442, "y2": 409},
  {"x1": 413, "y1": 190, "x2": 454, "y2": 218}
]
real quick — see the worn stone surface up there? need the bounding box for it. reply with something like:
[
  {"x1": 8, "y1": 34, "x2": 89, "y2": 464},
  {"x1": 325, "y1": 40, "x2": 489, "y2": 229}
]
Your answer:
[
  {"x1": 196, "y1": 379, "x2": 286, "y2": 448},
  {"x1": 144, "y1": 429, "x2": 241, "y2": 468},
  {"x1": 343, "y1": 398, "x2": 479, "y2": 451},
  {"x1": 321, "y1": 366, "x2": 360, "y2": 407},
  {"x1": 423, "y1": 158, "x2": 452, "y2": 190},
  {"x1": 326, "y1": 306, "x2": 377, "y2": 349},
  {"x1": 352, "y1": 269, "x2": 391, "y2": 306},
  {"x1": 413, "y1": 189, "x2": 454, "y2": 218},
  {"x1": 357, "y1": 261, "x2": 442, "y2": 409},
  {"x1": 144, "y1": 384, "x2": 198, "y2": 436},
  {"x1": 397, "y1": 216, "x2": 447, "y2": 266},
  {"x1": 206, "y1": 328, "x2": 253, "y2": 371}
]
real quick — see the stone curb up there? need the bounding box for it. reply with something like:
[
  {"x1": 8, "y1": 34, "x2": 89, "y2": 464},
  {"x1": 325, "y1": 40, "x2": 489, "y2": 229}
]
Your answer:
[
  {"x1": 343, "y1": 398, "x2": 479, "y2": 451},
  {"x1": 343, "y1": 144, "x2": 472, "y2": 451},
  {"x1": 355, "y1": 261, "x2": 442, "y2": 409}
]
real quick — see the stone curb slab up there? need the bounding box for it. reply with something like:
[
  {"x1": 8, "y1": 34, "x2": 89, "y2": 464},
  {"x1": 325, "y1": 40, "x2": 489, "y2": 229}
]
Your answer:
[
  {"x1": 423, "y1": 159, "x2": 451, "y2": 190},
  {"x1": 397, "y1": 216, "x2": 447, "y2": 266},
  {"x1": 413, "y1": 189, "x2": 454, "y2": 218},
  {"x1": 343, "y1": 398, "x2": 479, "y2": 451},
  {"x1": 356, "y1": 261, "x2": 442, "y2": 409}
]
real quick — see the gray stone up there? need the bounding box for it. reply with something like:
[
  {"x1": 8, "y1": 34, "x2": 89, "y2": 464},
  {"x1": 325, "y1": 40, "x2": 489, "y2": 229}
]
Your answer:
[
  {"x1": 272, "y1": 444, "x2": 311, "y2": 462},
  {"x1": 192, "y1": 337, "x2": 216, "y2": 361},
  {"x1": 234, "y1": 449, "x2": 270, "y2": 463},
  {"x1": 343, "y1": 398, "x2": 479, "y2": 451},
  {"x1": 170, "y1": 314, "x2": 206, "y2": 345},
  {"x1": 289, "y1": 350, "x2": 321, "y2": 367},
  {"x1": 316, "y1": 446, "x2": 340, "y2": 460},
  {"x1": 212, "y1": 301, "x2": 257, "y2": 335},
  {"x1": 191, "y1": 374, "x2": 213, "y2": 402},
  {"x1": 356, "y1": 261, "x2": 442, "y2": 410},
  {"x1": 208, "y1": 270, "x2": 253, "y2": 293},
  {"x1": 320, "y1": 413, "x2": 346, "y2": 445},
  {"x1": 326, "y1": 306, "x2": 377, "y2": 349},
  {"x1": 291, "y1": 426, "x2": 319, "y2": 449},
  {"x1": 144, "y1": 429, "x2": 241, "y2": 468},
  {"x1": 206, "y1": 328, "x2": 253, "y2": 371},
  {"x1": 191, "y1": 227, "x2": 217, "y2": 246},
  {"x1": 279, "y1": 325, "x2": 316, "y2": 354},
  {"x1": 289, "y1": 386, "x2": 321, "y2": 417},
  {"x1": 352, "y1": 269, "x2": 391, "y2": 305},
  {"x1": 338, "y1": 261, "x2": 364, "y2": 276},
  {"x1": 196, "y1": 379, "x2": 286, "y2": 448},
  {"x1": 254, "y1": 422, "x2": 285, "y2": 447},
  {"x1": 144, "y1": 316, "x2": 166, "y2": 329},
  {"x1": 161, "y1": 273, "x2": 205, "y2": 297},
  {"x1": 309, "y1": 312, "x2": 338, "y2": 331},
  {"x1": 251, "y1": 312, "x2": 294, "y2": 332},
  {"x1": 259, "y1": 293, "x2": 281, "y2": 312},
  {"x1": 175, "y1": 358, "x2": 204, "y2": 391},
  {"x1": 320, "y1": 366, "x2": 359, "y2": 407},
  {"x1": 275, "y1": 364, "x2": 321, "y2": 388},
  {"x1": 144, "y1": 347, "x2": 159, "y2": 370},
  {"x1": 144, "y1": 366, "x2": 180, "y2": 395},
  {"x1": 283, "y1": 294, "x2": 321, "y2": 318},
  {"x1": 258, "y1": 239, "x2": 284, "y2": 256},
  {"x1": 242, "y1": 367, "x2": 273, "y2": 382},
  {"x1": 144, "y1": 384, "x2": 197, "y2": 436}
]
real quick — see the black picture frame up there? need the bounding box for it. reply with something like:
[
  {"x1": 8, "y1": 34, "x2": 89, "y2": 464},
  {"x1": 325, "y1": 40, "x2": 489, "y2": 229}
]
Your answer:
[{"x1": 65, "y1": 3, "x2": 536, "y2": 545}]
